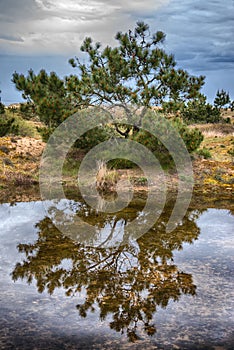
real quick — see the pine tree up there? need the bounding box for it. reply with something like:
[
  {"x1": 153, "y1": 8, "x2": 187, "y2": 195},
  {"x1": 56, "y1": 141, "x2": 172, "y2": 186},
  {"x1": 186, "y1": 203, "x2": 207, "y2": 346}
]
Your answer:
[
  {"x1": 214, "y1": 89, "x2": 230, "y2": 110},
  {"x1": 12, "y1": 69, "x2": 74, "y2": 128},
  {"x1": 12, "y1": 22, "x2": 205, "y2": 140},
  {"x1": 67, "y1": 21, "x2": 205, "y2": 137}
]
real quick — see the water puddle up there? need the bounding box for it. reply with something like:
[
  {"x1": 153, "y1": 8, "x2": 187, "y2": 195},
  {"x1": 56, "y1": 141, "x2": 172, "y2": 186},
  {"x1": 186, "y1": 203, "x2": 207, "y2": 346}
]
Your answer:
[{"x1": 0, "y1": 196, "x2": 233, "y2": 349}]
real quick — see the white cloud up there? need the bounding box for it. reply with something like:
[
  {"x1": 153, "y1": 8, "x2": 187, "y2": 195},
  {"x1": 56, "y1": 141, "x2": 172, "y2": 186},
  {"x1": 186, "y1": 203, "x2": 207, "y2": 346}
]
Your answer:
[
  {"x1": 35, "y1": 0, "x2": 120, "y2": 17},
  {"x1": 0, "y1": 0, "x2": 170, "y2": 54},
  {"x1": 35, "y1": 0, "x2": 169, "y2": 16}
]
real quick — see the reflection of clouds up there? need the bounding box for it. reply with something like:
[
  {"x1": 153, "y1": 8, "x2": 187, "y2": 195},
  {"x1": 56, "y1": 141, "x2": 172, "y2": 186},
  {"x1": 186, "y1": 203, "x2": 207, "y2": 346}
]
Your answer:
[
  {"x1": 97, "y1": 217, "x2": 126, "y2": 248},
  {"x1": 47, "y1": 199, "x2": 81, "y2": 221},
  {"x1": 174, "y1": 208, "x2": 234, "y2": 273},
  {"x1": 46, "y1": 198, "x2": 135, "y2": 247},
  {"x1": 45, "y1": 197, "x2": 162, "y2": 247},
  {"x1": 0, "y1": 201, "x2": 46, "y2": 234},
  {"x1": 196, "y1": 209, "x2": 234, "y2": 252},
  {"x1": 0, "y1": 202, "x2": 47, "y2": 285}
]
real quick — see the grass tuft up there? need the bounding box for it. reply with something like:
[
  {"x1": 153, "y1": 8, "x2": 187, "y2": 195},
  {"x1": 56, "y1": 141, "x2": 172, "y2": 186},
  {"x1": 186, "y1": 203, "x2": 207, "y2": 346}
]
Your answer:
[{"x1": 96, "y1": 160, "x2": 119, "y2": 192}]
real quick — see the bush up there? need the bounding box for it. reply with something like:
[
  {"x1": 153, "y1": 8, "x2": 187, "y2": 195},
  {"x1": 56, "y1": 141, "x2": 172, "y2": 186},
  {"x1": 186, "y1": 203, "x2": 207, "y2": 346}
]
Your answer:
[
  {"x1": 108, "y1": 159, "x2": 136, "y2": 169},
  {"x1": 0, "y1": 102, "x2": 5, "y2": 115},
  {"x1": 133, "y1": 115, "x2": 203, "y2": 155},
  {"x1": 181, "y1": 95, "x2": 221, "y2": 124},
  {"x1": 74, "y1": 126, "x2": 111, "y2": 150},
  {"x1": 37, "y1": 126, "x2": 54, "y2": 142},
  {"x1": 16, "y1": 118, "x2": 37, "y2": 137},
  {"x1": 0, "y1": 115, "x2": 19, "y2": 136},
  {"x1": 172, "y1": 118, "x2": 204, "y2": 153},
  {"x1": 0, "y1": 111, "x2": 39, "y2": 137},
  {"x1": 196, "y1": 147, "x2": 212, "y2": 159}
]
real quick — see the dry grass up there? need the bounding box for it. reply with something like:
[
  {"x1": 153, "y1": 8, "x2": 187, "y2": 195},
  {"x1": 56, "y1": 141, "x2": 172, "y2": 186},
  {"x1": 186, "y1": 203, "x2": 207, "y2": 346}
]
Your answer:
[
  {"x1": 96, "y1": 160, "x2": 119, "y2": 192},
  {"x1": 2, "y1": 171, "x2": 38, "y2": 186},
  {"x1": 0, "y1": 136, "x2": 44, "y2": 187},
  {"x1": 189, "y1": 123, "x2": 234, "y2": 137},
  {"x1": 188, "y1": 123, "x2": 234, "y2": 162}
]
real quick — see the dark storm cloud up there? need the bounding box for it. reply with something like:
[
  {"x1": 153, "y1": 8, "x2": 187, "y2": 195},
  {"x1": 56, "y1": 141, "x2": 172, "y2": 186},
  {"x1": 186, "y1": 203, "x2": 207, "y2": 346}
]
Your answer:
[
  {"x1": 209, "y1": 56, "x2": 234, "y2": 64},
  {"x1": 152, "y1": 0, "x2": 234, "y2": 73},
  {"x1": 0, "y1": 0, "x2": 233, "y2": 102},
  {"x1": 0, "y1": 0, "x2": 233, "y2": 64},
  {"x1": 0, "y1": 0, "x2": 42, "y2": 20},
  {"x1": 0, "y1": 0, "x2": 170, "y2": 53},
  {"x1": 0, "y1": 34, "x2": 24, "y2": 42}
]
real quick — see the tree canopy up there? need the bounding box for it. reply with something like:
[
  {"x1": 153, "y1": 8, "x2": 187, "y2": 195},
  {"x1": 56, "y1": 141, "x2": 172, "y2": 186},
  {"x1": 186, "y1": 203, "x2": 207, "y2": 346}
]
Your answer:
[
  {"x1": 67, "y1": 21, "x2": 205, "y2": 124},
  {"x1": 10, "y1": 21, "x2": 210, "y2": 155},
  {"x1": 12, "y1": 22, "x2": 205, "y2": 132},
  {"x1": 214, "y1": 89, "x2": 230, "y2": 110},
  {"x1": 12, "y1": 69, "x2": 74, "y2": 128}
]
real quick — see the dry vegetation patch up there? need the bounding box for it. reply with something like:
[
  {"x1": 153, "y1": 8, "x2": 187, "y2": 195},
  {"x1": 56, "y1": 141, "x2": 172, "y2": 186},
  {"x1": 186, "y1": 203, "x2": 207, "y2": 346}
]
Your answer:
[
  {"x1": 0, "y1": 136, "x2": 45, "y2": 186},
  {"x1": 96, "y1": 160, "x2": 119, "y2": 192},
  {"x1": 0, "y1": 116, "x2": 234, "y2": 195},
  {"x1": 189, "y1": 123, "x2": 234, "y2": 162}
]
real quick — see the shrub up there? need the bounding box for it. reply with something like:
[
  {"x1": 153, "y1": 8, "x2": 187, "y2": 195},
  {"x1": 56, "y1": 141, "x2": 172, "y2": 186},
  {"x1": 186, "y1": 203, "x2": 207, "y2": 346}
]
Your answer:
[
  {"x1": 108, "y1": 159, "x2": 136, "y2": 169},
  {"x1": 133, "y1": 115, "x2": 203, "y2": 155},
  {"x1": 196, "y1": 147, "x2": 212, "y2": 159},
  {"x1": 181, "y1": 95, "x2": 221, "y2": 124},
  {"x1": 37, "y1": 126, "x2": 54, "y2": 142},
  {"x1": 74, "y1": 126, "x2": 111, "y2": 150},
  {"x1": 172, "y1": 118, "x2": 204, "y2": 153},
  {"x1": 0, "y1": 115, "x2": 19, "y2": 136},
  {"x1": 0, "y1": 102, "x2": 5, "y2": 115},
  {"x1": 16, "y1": 118, "x2": 37, "y2": 137}
]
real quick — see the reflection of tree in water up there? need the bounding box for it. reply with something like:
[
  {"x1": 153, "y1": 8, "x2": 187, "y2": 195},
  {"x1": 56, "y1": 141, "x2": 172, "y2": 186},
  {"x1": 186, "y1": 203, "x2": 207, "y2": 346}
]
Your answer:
[{"x1": 12, "y1": 201, "x2": 203, "y2": 342}]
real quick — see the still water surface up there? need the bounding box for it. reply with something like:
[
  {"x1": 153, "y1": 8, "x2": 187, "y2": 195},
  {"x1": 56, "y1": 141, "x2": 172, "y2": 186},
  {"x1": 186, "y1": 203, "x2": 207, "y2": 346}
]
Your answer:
[{"x1": 0, "y1": 195, "x2": 233, "y2": 349}]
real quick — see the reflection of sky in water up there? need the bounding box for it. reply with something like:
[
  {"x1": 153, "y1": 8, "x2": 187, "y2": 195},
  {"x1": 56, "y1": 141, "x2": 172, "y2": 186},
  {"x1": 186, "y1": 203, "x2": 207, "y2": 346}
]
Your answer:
[
  {"x1": 0, "y1": 202, "x2": 46, "y2": 292},
  {"x1": 174, "y1": 208, "x2": 234, "y2": 279},
  {"x1": 0, "y1": 200, "x2": 127, "y2": 247},
  {"x1": 0, "y1": 201, "x2": 233, "y2": 349},
  {"x1": 43, "y1": 198, "x2": 146, "y2": 247},
  {"x1": 0, "y1": 201, "x2": 44, "y2": 233},
  {"x1": 197, "y1": 209, "x2": 234, "y2": 251}
]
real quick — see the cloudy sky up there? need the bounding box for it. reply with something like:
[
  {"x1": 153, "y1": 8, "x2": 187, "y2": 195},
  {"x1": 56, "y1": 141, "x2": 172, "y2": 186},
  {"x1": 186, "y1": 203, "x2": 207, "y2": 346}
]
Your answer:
[{"x1": 0, "y1": 0, "x2": 233, "y2": 104}]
